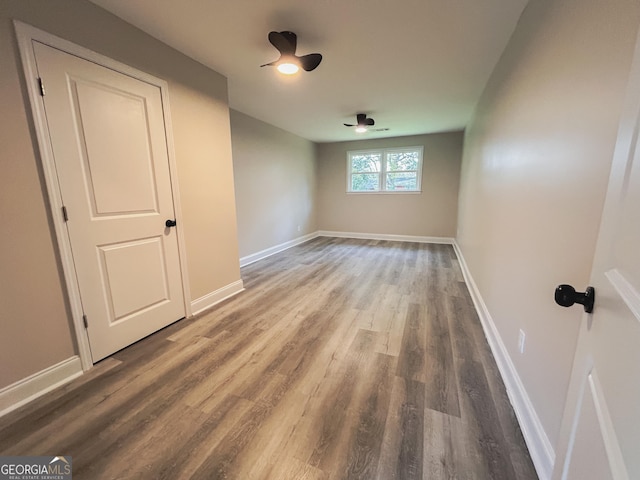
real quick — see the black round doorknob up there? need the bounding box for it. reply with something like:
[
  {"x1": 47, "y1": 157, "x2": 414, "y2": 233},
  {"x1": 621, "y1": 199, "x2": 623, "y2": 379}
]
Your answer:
[
  {"x1": 165, "y1": 219, "x2": 177, "y2": 228},
  {"x1": 554, "y1": 284, "x2": 595, "y2": 313}
]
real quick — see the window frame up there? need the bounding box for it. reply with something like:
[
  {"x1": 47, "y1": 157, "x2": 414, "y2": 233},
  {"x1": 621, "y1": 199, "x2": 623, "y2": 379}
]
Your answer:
[{"x1": 346, "y1": 146, "x2": 424, "y2": 194}]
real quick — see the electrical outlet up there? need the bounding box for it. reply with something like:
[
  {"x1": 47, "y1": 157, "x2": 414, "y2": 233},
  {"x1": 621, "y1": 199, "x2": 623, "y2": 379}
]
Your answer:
[
  {"x1": 518, "y1": 329, "x2": 526, "y2": 354},
  {"x1": 297, "y1": 225, "x2": 302, "y2": 232}
]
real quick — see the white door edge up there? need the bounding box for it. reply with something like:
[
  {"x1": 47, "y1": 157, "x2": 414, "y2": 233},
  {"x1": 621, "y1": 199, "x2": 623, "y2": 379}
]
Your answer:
[
  {"x1": 560, "y1": 355, "x2": 591, "y2": 480},
  {"x1": 13, "y1": 20, "x2": 192, "y2": 372}
]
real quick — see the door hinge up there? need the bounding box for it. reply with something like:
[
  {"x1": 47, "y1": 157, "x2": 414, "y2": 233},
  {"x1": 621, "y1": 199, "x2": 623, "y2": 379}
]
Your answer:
[
  {"x1": 38, "y1": 77, "x2": 46, "y2": 96},
  {"x1": 82, "y1": 314, "x2": 88, "y2": 329},
  {"x1": 62, "y1": 205, "x2": 69, "y2": 222}
]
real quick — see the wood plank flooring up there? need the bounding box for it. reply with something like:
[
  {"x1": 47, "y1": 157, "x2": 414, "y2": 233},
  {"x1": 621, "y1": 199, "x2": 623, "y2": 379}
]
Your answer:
[{"x1": 0, "y1": 237, "x2": 538, "y2": 479}]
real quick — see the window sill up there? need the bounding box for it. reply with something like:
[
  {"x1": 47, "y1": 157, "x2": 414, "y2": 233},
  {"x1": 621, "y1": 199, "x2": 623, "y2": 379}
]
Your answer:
[{"x1": 346, "y1": 190, "x2": 422, "y2": 195}]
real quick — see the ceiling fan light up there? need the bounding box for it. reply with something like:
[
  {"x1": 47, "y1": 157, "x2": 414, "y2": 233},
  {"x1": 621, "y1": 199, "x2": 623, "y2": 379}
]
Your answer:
[
  {"x1": 277, "y1": 62, "x2": 299, "y2": 75},
  {"x1": 355, "y1": 126, "x2": 367, "y2": 133}
]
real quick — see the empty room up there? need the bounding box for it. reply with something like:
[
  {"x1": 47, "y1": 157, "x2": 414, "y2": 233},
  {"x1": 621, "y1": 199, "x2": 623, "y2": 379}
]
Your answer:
[{"x1": 1, "y1": 0, "x2": 640, "y2": 479}]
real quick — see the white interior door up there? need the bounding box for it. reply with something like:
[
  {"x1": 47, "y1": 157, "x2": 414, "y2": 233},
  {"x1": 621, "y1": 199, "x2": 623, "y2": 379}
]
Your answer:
[
  {"x1": 33, "y1": 42, "x2": 186, "y2": 362},
  {"x1": 553, "y1": 28, "x2": 640, "y2": 480}
]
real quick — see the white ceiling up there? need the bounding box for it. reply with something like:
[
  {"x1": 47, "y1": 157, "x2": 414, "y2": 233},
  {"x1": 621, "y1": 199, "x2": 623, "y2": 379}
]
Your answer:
[{"x1": 89, "y1": 0, "x2": 529, "y2": 143}]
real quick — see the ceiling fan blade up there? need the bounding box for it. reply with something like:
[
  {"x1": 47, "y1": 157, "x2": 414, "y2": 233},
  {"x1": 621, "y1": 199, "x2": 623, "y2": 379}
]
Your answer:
[
  {"x1": 299, "y1": 53, "x2": 322, "y2": 71},
  {"x1": 268, "y1": 31, "x2": 296, "y2": 55},
  {"x1": 344, "y1": 123, "x2": 355, "y2": 127},
  {"x1": 279, "y1": 31, "x2": 297, "y2": 52},
  {"x1": 356, "y1": 113, "x2": 366, "y2": 125},
  {"x1": 260, "y1": 60, "x2": 278, "y2": 67},
  {"x1": 365, "y1": 118, "x2": 375, "y2": 126}
]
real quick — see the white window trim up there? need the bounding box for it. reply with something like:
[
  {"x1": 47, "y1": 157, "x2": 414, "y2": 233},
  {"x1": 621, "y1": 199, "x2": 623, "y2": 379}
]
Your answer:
[{"x1": 346, "y1": 146, "x2": 424, "y2": 193}]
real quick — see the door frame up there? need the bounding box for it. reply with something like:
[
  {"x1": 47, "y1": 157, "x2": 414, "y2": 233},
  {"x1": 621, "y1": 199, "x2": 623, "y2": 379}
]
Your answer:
[{"x1": 14, "y1": 21, "x2": 192, "y2": 371}]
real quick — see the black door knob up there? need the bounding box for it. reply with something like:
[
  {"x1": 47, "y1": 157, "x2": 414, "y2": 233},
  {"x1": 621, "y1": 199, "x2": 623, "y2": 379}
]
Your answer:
[
  {"x1": 165, "y1": 219, "x2": 177, "y2": 228},
  {"x1": 554, "y1": 284, "x2": 595, "y2": 313}
]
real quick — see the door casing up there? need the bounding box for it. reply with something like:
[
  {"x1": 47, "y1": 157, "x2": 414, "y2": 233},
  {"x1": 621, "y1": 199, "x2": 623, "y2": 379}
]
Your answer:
[{"x1": 14, "y1": 20, "x2": 192, "y2": 371}]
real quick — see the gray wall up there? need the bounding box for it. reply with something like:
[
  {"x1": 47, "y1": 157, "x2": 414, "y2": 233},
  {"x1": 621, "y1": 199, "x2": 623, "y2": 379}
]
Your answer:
[
  {"x1": 0, "y1": 1, "x2": 240, "y2": 388},
  {"x1": 316, "y1": 132, "x2": 463, "y2": 238},
  {"x1": 230, "y1": 110, "x2": 317, "y2": 259},
  {"x1": 457, "y1": 0, "x2": 640, "y2": 453}
]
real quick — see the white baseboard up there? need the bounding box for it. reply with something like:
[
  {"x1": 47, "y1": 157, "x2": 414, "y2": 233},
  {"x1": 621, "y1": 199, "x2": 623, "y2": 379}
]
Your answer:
[
  {"x1": 239, "y1": 232, "x2": 320, "y2": 267},
  {"x1": 239, "y1": 231, "x2": 454, "y2": 269},
  {"x1": 0, "y1": 356, "x2": 83, "y2": 418},
  {"x1": 190, "y1": 279, "x2": 245, "y2": 316},
  {"x1": 317, "y1": 230, "x2": 454, "y2": 244},
  {"x1": 453, "y1": 241, "x2": 555, "y2": 480},
  {"x1": 240, "y1": 230, "x2": 454, "y2": 267}
]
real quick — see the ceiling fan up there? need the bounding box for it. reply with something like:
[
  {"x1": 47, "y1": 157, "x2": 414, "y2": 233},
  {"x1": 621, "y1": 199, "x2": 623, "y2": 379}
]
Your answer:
[
  {"x1": 344, "y1": 113, "x2": 388, "y2": 133},
  {"x1": 260, "y1": 31, "x2": 322, "y2": 75}
]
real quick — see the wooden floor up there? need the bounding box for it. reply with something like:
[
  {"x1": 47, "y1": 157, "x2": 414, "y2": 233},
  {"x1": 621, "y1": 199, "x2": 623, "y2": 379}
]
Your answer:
[{"x1": 0, "y1": 237, "x2": 538, "y2": 479}]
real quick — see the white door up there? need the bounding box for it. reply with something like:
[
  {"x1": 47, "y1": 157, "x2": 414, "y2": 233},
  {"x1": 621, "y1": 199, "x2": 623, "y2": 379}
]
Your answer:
[
  {"x1": 33, "y1": 42, "x2": 186, "y2": 362},
  {"x1": 552, "y1": 29, "x2": 640, "y2": 480}
]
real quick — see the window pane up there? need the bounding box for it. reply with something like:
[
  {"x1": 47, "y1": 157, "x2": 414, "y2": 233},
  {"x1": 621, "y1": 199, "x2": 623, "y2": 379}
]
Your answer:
[
  {"x1": 351, "y1": 173, "x2": 380, "y2": 191},
  {"x1": 351, "y1": 154, "x2": 381, "y2": 173},
  {"x1": 347, "y1": 146, "x2": 422, "y2": 193},
  {"x1": 386, "y1": 151, "x2": 419, "y2": 171},
  {"x1": 386, "y1": 172, "x2": 417, "y2": 191}
]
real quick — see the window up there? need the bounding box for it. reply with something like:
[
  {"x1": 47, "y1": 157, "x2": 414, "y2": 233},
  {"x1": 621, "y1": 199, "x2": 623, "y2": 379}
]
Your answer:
[{"x1": 347, "y1": 146, "x2": 423, "y2": 193}]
